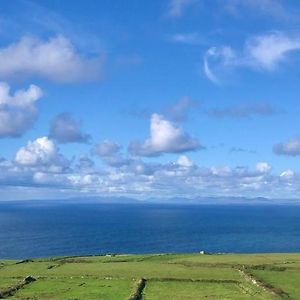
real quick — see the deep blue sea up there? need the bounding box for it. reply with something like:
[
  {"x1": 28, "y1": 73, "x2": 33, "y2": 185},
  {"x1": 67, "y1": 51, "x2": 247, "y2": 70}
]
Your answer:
[{"x1": 0, "y1": 201, "x2": 300, "y2": 259}]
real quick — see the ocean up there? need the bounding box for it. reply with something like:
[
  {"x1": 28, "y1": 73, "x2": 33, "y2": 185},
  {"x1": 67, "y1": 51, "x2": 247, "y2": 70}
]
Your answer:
[{"x1": 0, "y1": 201, "x2": 300, "y2": 259}]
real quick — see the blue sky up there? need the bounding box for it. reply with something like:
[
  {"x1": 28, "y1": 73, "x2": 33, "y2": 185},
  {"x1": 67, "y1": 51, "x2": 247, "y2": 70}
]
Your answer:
[{"x1": 1, "y1": 0, "x2": 300, "y2": 200}]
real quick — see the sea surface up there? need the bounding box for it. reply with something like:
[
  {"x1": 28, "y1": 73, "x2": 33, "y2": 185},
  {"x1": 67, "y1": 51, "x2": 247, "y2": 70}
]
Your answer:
[{"x1": 0, "y1": 201, "x2": 300, "y2": 259}]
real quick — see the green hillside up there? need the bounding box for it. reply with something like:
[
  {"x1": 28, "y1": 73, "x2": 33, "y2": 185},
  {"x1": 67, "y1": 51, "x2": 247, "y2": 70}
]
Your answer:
[{"x1": 0, "y1": 253, "x2": 299, "y2": 299}]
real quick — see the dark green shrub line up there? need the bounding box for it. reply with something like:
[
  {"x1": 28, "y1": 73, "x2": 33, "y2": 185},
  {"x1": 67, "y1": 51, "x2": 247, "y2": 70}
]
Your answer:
[
  {"x1": 131, "y1": 254, "x2": 170, "y2": 262},
  {"x1": 45, "y1": 253, "x2": 127, "y2": 262},
  {"x1": 101, "y1": 259, "x2": 135, "y2": 264},
  {"x1": 127, "y1": 278, "x2": 147, "y2": 300},
  {"x1": 238, "y1": 268, "x2": 290, "y2": 299},
  {"x1": 56, "y1": 258, "x2": 94, "y2": 264},
  {"x1": 0, "y1": 276, "x2": 36, "y2": 299},
  {"x1": 44, "y1": 254, "x2": 99, "y2": 262},
  {"x1": 148, "y1": 277, "x2": 238, "y2": 284},
  {"x1": 246, "y1": 264, "x2": 287, "y2": 272},
  {"x1": 102, "y1": 255, "x2": 163, "y2": 263},
  {"x1": 1, "y1": 275, "x2": 130, "y2": 281},
  {"x1": 47, "y1": 264, "x2": 58, "y2": 269},
  {"x1": 15, "y1": 259, "x2": 34, "y2": 265},
  {"x1": 170, "y1": 261, "x2": 235, "y2": 269}
]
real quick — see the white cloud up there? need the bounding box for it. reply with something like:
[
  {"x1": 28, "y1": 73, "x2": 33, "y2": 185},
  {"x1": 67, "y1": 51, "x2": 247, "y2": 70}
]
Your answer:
[
  {"x1": 129, "y1": 113, "x2": 200, "y2": 156},
  {"x1": 246, "y1": 33, "x2": 300, "y2": 70},
  {"x1": 273, "y1": 136, "x2": 300, "y2": 156},
  {"x1": 204, "y1": 32, "x2": 300, "y2": 83},
  {"x1": 177, "y1": 155, "x2": 193, "y2": 167},
  {"x1": 256, "y1": 162, "x2": 272, "y2": 173},
  {"x1": 211, "y1": 166, "x2": 232, "y2": 176},
  {"x1": 50, "y1": 113, "x2": 90, "y2": 143},
  {"x1": 0, "y1": 82, "x2": 42, "y2": 138},
  {"x1": 280, "y1": 169, "x2": 294, "y2": 180},
  {"x1": 15, "y1": 137, "x2": 56, "y2": 166},
  {"x1": 15, "y1": 136, "x2": 69, "y2": 172},
  {"x1": 0, "y1": 35, "x2": 103, "y2": 82}
]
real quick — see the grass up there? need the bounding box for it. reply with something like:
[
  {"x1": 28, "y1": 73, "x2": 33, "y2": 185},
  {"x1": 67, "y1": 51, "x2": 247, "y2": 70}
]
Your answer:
[
  {"x1": 0, "y1": 253, "x2": 299, "y2": 299},
  {"x1": 9, "y1": 278, "x2": 133, "y2": 300},
  {"x1": 251, "y1": 269, "x2": 300, "y2": 299},
  {"x1": 143, "y1": 280, "x2": 273, "y2": 300},
  {"x1": 0, "y1": 278, "x2": 20, "y2": 290}
]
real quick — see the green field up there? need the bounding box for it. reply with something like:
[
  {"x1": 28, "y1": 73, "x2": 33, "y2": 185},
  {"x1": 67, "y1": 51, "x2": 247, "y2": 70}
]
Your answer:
[{"x1": 0, "y1": 253, "x2": 299, "y2": 299}]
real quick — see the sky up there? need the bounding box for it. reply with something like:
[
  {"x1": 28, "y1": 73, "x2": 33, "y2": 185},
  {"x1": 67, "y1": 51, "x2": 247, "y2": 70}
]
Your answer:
[{"x1": 1, "y1": 0, "x2": 300, "y2": 200}]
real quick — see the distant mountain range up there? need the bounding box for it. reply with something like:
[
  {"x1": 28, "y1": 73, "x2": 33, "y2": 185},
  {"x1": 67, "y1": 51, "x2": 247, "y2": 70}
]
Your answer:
[
  {"x1": 2, "y1": 195, "x2": 300, "y2": 204},
  {"x1": 54, "y1": 195, "x2": 300, "y2": 205}
]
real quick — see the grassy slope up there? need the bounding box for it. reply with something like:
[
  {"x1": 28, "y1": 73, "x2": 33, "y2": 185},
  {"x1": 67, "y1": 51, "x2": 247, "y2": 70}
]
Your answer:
[
  {"x1": 0, "y1": 253, "x2": 299, "y2": 299},
  {"x1": 144, "y1": 281, "x2": 270, "y2": 300},
  {"x1": 251, "y1": 269, "x2": 300, "y2": 299}
]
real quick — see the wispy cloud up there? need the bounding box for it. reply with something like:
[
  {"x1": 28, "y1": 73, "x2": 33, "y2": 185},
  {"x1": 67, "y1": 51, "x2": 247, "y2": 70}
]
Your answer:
[
  {"x1": 0, "y1": 0, "x2": 105, "y2": 53},
  {"x1": 203, "y1": 32, "x2": 300, "y2": 83},
  {"x1": 208, "y1": 103, "x2": 279, "y2": 119},
  {"x1": 225, "y1": 0, "x2": 296, "y2": 21},
  {"x1": 246, "y1": 33, "x2": 300, "y2": 70},
  {"x1": 167, "y1": 0, "x2": 198, "y2": 18},
  {"x1": 229, "y1": 147, "x2": 256, "y2": 154},
  {"x1": 171, "y1": 33, "x2": 204, "y2": 45},
  {"x1": 167, "y1": 1, "x2": 297, "y2": 22},
  {"x1": 203, "y1": 51, "x2": 221, "y2": 84},
  {"x1": 164, "y1": 97, "x2": 199, "y2": 122},
  {"x1": 273, "y1": 136, "x2": 300, "y2": 156}
]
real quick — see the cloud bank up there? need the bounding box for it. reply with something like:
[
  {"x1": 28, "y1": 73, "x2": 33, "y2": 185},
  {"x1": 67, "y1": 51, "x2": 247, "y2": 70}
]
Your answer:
[{"x1": 1, "y1": 141, "x2": 299, "y2": 199}]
